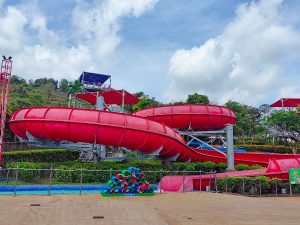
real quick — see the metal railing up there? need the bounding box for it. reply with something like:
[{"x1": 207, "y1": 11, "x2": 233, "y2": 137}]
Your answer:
[
  {"x1": 2, "y1": 142, "x2": 45, "y2": 151},
  {"x1": 0, "y1": 167, "x2": 219, "y2": 196},
  {"x1": 0, "y1": 167, "x2": 295, "y2": 196}
]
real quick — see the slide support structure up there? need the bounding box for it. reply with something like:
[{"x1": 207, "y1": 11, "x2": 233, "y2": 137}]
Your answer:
[
  {"x1": 226, "y1": 124, "x2": 235, "y2": 171},
  {"x1": 94, "y1": 95, "x2": 106, "y2": 162}
]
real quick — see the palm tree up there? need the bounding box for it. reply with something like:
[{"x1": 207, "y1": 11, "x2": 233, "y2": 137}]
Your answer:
[{"x1": 67, "y1": 80, "x2": 83, "y2": 107}]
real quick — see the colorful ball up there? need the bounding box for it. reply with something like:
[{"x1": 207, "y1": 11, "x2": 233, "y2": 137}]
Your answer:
[
  {"x1": 103, "y1": 187, "x2": 111, "y2": 193},
  {"x1": 121, "y1": 169, "x2": 130, "y2": 176}
]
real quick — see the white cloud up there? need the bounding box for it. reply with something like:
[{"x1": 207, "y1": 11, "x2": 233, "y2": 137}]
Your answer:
[
  {"x1": 0, "y1": 0, "x2": 158, "y2": 80},
  {"x1": 279, "y1": 85, "x2": 300, "y2": 98},
  {"x1": 166, "y1": 0, "x2": 300, "y2": 105}
]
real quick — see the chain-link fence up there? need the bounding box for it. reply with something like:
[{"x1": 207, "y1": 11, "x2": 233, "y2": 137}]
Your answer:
[
  {"x1": 0, "y1": 167, "x2": 297, "y2": 196},
  {"x1": 3, "y1": 142, "x2": 45, "y2": 151}
]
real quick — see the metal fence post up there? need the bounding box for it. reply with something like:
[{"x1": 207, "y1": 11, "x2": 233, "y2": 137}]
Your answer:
[
  {"x1": 242, "y1": 177, "x2": 245, "y2": 194},
  {"x1": 275, "y1": 184, "x2": 278, "y2": 197},
  {"x1": 214, "y1": 173, "x2": 217, "y2": 193},
  {"x1": 199, "y1": 170, "x2": 202, "y2": 192},
  {"x1": 48, "y1": 166, "x2": 53, "y2": 196},
  {"x1": 290, "y1": 183, "x2": 293, "y2": 197},
  {"x1": 14, "y1": 166, "x2": 19, "y2": 196},
  {"x1": 109, "y1": 168, "x2": 112, "y2": 180},
  {"x1": 160, "y1": 169, "x2": 162, "y2": 194},
  {"x1": 182, "y1": 171, "x2": 185, "y2": 193},
  {"x1": 79, "y1": 169, "x2": 83, "y2": 195},
  {"x1": 208, "y1": 173, "x2": 212, "y2": 192},
  {"x1": 225, "y1": 175, "x2": 228, "y2": 193},
  {"x1": 6, "y1": 168, "x2": 10, "y2": 183},
  {"x1": 259, "y1": 179, "x2": 261, "y2": 196}
]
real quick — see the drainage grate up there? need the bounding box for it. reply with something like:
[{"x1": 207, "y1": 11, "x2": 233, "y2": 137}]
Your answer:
[
  {"x1": 93, "y1": 216, "x2": 104, "y2": 219},
  {"x1": 30, "y1": 204, "x2": 41, "y2": 207}
]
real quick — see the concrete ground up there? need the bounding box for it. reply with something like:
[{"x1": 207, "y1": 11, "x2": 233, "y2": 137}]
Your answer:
[{"x1": 0, "y1": 192, "x2": 300, "y2": 225}]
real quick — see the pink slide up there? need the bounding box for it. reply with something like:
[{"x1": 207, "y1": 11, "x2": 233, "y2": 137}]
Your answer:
[
  {"x1": 9, "y1": 105, "x2": 300, "y2": 191},
  {"x1": 160, "y1": 157, "x2": 300, "y2": 192}
]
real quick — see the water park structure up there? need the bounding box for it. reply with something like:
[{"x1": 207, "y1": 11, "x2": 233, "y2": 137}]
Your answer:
[
  {"x1": 0, "y1": 56, "x2": 13, "y2": 162},
  {"x1": 5, "y1": 72, "x2": 300, "y2": 192}
]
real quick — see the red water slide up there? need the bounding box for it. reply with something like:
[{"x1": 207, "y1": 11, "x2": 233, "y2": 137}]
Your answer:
[
  {"x1": 9, "y1": 105, "x2": 299, "y2": 165},
  {"x1": 159, "y1": 157, "x2": 300, "y2": 192}
]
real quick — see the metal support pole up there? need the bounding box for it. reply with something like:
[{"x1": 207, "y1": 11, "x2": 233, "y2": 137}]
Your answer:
[
  {"x1": 95, "y1": 95, "x2": 104, "y2": 110},
  {"x1": 95, "y1": 95, "x2": 105, "y2": 163},
  {"x1": 80, "y1": 169, "x2": 83, "y2": 195},
  {"x1": 121, "y1": 90, "x2": 125, "y2": 113},
  {"x1": 226, "y1": 124, "x2": 235, "y2": 171},
  {"x1": 48, "y1": 166, "x2": 53, "y2": 196},
  {"x1": 290, "y1": 183, "x2": 293, "y2": 196},
  {"x1": 275, "y1": 184, "x2": 278, "y2": 197},
  {"x1": 14, "y1": 166, "x2": 18, "y2": 196},
  {"x1": 259, "y1": 179, "x2": 261, "y2": 196}
]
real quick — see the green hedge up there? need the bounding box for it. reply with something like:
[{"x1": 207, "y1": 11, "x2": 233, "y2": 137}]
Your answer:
[
  {"x1": 216, "y1": 176, "x2": 295, "y2": 194},
  {"x1": 3, "y1": 149, "x2": 79, "y2": 163},
  {"x1": 8, "y1": 161, "x2": 264, "y2": 184},
  {"x1": 235, "y1": 144, "x2": 293, "y2": 154}
]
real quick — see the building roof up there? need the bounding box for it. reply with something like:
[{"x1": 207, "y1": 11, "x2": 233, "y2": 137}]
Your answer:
[
  {"x1": 74, "y1": 89, "x2": 140, "y2": 105},
  {"x1": 269, "y1": 98, "x2": 300, "y2": 107},
  {"x1": 79, "y1": 72, "x2": 110, "y2": 89}
]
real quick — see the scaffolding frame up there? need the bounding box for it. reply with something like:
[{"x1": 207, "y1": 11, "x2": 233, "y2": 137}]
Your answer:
[{"x1": 0, "y1": 56, "x2": 12, "y2": 162}]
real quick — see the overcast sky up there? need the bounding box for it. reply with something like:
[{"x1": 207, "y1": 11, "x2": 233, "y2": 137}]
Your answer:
[{"x1": 1, "y1": 0, "x2": 299, "y2": 106}]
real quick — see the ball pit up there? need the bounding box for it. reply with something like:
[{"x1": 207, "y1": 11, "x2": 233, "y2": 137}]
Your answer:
[{"x1": 101, "y1": 167, "x2": 154, "y2": 196}]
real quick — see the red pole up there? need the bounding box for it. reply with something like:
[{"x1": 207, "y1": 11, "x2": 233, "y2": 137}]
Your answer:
[{"x1": 0, "y1": 56, "x2": 13, "y2": 163}]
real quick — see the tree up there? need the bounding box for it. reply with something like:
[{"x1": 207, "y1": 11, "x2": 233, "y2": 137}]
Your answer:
[
  {"x1": 132, "y1": 92, "x2": 161, "y2": 111},
  {"x1": 67, "y1": 80, "x2": 83, "y2": 107},
  {"x1": 59, "y1": 79, "x2": 70, "y2": 93},
  {"x1": 225, "y1": 101, "x2": 252, "y2": 144},
  {"x1": 186, "y1": 93, "x2": 209, "y2": 104},
  {"x1": 11, "y1": 75, "x2": 26, "y2": 85},
  {"x1": 266, "y1": 110, "x2": 300, "y2": 152},
  {"x1": 33, "y1": 78, "x2": 58, "y2": 88}
]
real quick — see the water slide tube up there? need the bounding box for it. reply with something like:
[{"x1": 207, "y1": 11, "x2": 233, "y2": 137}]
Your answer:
[
  {"x1": 10, "y1": 105, "x2": 300, "y2": 165},
  {"x1": 159, "y1": 157, "x2": 300, "y2": 192}
]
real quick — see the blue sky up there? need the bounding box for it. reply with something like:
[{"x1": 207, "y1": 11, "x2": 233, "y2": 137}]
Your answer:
[{"x1": 0, "y1": 0, "x2": 299, "y2": 106}]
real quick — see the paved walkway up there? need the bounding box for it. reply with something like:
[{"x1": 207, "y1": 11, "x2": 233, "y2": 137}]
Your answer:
[{"x1": 0, "y1": 193, "x2": 300, "y2": 225}]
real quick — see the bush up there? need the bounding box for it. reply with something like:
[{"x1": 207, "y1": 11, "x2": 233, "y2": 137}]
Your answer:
[
  {"x1": 235, "y1": 144, "x2": 292, "y2": 154},
  {"x1": 3, "y1": 149, "x2": 79, "y2": 163},
  {"x1": 216, "y1": 176, "x2": 294, "y2": 194},
  {"x1": 249, "y1": 165, "x2": 264, "y2": 170},
  {"x1": 235, "y1": 164, "x2": 250, "y2": 171},
  {"x1": 8, "y1": 160, "x2": 266, "y2": 184},
  {"x1": 10, "y1": 162, "x2": 43, "y2": 182}
]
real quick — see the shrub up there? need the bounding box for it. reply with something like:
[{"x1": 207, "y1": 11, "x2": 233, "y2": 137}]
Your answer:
[
  {"x1": 217, "y1": 176, "x2": 275, "y2": 194},
  {"x1": 249, "y1": 165, "x2": 264, "y2": 170},
  {"x1": 235, "y1": 144, "x2": 292, "y2": 154},
  {"x1": 235, "y1": 164, "x2": 250, "y2": 171},
  {"x1": 3, "y1": 149, "x2": 79, "y2": 163},
  {"x1": 10, "y1": 162, "x2": 42, "y2": 182},
  {"x1": 7, "y1": 159, "x2": 266, "y2": 184}
]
